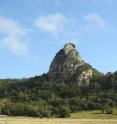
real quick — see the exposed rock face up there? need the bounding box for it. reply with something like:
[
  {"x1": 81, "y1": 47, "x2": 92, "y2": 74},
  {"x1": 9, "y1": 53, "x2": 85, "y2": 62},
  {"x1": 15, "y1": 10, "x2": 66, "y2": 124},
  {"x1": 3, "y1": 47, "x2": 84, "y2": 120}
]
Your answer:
[{"x1": 48, "y1": 43, "x2": 92, "y2": 86}]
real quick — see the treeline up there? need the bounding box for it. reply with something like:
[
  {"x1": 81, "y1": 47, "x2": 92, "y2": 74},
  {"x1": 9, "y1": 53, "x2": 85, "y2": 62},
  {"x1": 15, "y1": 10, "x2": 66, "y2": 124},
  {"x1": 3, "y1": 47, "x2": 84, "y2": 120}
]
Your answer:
[{"x1": 0, "y1": 72, "x2": 117, "y2": 117}]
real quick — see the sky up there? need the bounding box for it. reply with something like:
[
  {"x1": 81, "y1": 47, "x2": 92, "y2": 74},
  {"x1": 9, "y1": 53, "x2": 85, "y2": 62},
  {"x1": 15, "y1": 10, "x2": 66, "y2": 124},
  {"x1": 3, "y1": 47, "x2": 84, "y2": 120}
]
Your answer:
[{"x1": 0, "y1": 0, "x2": 117, "y2": 78}]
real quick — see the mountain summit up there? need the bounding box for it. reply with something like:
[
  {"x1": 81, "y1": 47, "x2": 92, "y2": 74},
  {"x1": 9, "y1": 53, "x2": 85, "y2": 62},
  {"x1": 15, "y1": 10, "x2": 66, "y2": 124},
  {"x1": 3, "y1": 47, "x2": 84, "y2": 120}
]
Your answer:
[
  {"x1": 48, "y1": 43, "x2": 93, "y2": 86},
  {"x1": 0, "y1": 42, "x2": 116, "y2": 118}
]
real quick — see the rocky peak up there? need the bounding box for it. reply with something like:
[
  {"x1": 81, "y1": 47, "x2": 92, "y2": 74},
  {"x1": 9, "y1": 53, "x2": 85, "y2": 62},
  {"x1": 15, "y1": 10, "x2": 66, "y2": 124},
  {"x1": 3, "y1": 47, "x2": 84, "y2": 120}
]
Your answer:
[
  {"x1": 48, "y1": 42, "x2": 93, "y2": 86},
  {"x1": 64, "y1": 43, "x2": 75, "y2": 55}
]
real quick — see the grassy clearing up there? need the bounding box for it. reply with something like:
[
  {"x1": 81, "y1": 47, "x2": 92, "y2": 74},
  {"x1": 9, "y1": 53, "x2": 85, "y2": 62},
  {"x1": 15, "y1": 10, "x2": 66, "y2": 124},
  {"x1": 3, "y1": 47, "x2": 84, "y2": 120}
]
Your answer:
[
  {"x1": 70, "y1": 108, "x2": 117, "y2": 119},
  {"x1": 0, "y1": 109, "x2": 117, "y2": 124}
]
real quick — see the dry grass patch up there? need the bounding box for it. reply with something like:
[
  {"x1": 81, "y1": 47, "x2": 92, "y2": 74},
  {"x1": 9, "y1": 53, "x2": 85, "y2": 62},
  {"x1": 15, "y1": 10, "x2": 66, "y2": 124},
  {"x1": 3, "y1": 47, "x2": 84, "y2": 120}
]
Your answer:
[{"x1": 0, "y1": 118, "x2": 117, "y2": 124}]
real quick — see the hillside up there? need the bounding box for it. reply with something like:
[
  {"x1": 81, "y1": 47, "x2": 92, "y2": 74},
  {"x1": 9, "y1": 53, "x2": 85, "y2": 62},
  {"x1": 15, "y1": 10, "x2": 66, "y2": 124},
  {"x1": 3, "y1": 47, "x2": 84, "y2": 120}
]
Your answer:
[{"x1": 0, "y1": 43, "x2": 117, "y2": 117}]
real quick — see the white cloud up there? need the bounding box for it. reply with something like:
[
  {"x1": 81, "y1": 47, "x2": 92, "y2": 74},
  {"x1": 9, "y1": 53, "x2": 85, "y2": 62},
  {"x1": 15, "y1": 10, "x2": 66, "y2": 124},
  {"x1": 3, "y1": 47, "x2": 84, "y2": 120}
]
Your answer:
[
  {"x1": 34, "y1": 13, "x2": 68, "y2": 38},
  {"x1": 83, "y1": 13, "x2": 109, "y2": 31},
  {"x1": 0, "y1": 17, "x2": 24, "y2": 36},
  {"x1": 1, "y1": 36, "x2": 30, "y2": 58},
  {"x1": 0, "y1": 16, "x2": 30, "y2": 59},
  {"x1": 34, "y1": 13, "x2": 110, "y2": 40},
  {"x1": 33, "y1": 13, "x2": 110, "y2": 43}
]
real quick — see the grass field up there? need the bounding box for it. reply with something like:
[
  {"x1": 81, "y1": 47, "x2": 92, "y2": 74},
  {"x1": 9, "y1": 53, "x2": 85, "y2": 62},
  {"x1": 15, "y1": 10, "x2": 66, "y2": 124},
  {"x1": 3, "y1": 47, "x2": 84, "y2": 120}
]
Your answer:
[
  {"x1": 0, "y1": 118, "x2": 117, "y2": 124},
  {"x1": 71, "y1": 109, "x2": 117, "y2": 119},
  {"x1": 0, "y1": 109, "x2": 117, "y2": 124}
]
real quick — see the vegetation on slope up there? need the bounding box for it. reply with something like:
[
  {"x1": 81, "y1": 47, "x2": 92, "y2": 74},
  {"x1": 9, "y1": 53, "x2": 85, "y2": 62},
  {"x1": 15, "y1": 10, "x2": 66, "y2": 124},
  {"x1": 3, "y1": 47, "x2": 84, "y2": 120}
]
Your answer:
[{"x1": 0, "y1": 70, "x2": 117, "y2": 118}]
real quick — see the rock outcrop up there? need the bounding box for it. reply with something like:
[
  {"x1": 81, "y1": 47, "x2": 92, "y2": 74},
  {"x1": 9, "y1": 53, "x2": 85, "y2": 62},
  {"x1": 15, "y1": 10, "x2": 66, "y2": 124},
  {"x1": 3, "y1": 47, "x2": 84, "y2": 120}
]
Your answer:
[{"x1": 48, "y1": 42, "x2": 93, "y2": 86}]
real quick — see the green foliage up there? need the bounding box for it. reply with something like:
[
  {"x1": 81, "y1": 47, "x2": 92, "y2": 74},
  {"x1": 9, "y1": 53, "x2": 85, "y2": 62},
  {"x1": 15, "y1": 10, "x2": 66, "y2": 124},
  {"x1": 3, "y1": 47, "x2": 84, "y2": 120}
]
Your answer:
[{"x1": 0, "y1": 72, "x2": 117, "y2": 117}]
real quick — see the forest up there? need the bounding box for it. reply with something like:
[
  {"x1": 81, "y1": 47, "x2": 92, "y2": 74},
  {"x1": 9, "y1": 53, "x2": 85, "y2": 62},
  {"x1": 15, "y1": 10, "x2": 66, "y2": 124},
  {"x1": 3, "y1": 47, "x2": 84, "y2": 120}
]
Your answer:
[{"x1": 0, "y1": 69, "x2": 117, "y2": 118}]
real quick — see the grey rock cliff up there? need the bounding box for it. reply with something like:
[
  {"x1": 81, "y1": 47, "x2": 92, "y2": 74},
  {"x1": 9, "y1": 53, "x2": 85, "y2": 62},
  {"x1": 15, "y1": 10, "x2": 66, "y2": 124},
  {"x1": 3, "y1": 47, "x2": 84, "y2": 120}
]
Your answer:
[{"x1": 48, "y1": 43, "x2": 92, "y2": 86}]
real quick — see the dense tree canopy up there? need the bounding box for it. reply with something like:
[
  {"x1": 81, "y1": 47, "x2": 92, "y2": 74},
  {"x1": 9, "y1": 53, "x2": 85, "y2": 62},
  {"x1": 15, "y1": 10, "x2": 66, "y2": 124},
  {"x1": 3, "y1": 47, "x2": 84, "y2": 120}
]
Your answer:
[{"x1": 0, "y1": 71, "x2": 117, "y2": 117}]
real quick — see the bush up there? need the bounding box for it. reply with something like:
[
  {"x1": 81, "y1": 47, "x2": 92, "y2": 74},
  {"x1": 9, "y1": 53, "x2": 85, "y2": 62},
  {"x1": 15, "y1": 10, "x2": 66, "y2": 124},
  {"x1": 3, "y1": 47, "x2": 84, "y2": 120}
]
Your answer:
[{"x1": 57, "y1": 105, "x2": 70, "y2": 118}]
